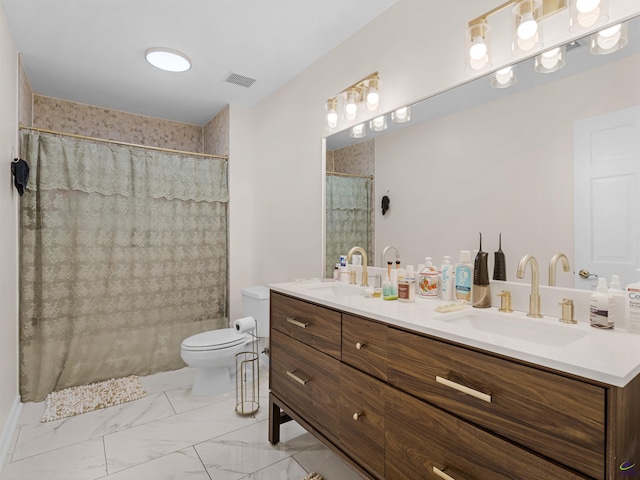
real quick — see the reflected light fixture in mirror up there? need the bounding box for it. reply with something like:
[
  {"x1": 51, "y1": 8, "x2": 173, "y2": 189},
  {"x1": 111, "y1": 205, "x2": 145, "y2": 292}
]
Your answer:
[
  {"x1": 535, "y1": 45, "x2": 566, "y2": 73},
  {"x1": 350, "y1": 124, "x2": 366, "y2": 138},
  {"x1": 391, "y1": 106, "x2": 411, "y2": 123},
  {"x1": 591, "y1": 22, "x2": 628, "y2": 54},
  {"x1": 145, "y1": 48, "x2": 191, "y2": 72},
  {"x1": 370, "y1": 115, "x2": 387, "y2": 132},
  {"x1": 570, "y1": 0, "x2": 608, "y2": 32},
  {"x1": 491, "y1": 66, "x2": 518, "y2": 88}
]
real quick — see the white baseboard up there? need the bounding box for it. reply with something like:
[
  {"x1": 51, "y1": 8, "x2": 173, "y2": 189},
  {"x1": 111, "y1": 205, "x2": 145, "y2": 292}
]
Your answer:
[{"x1": 0, "y1": 395, "x2": 22, "y2": 471}]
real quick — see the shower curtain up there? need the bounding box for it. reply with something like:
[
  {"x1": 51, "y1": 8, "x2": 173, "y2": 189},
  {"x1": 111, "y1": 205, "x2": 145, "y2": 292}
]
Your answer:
[
  {"x1": 19, "y1": 132, "x2": 228, "y2": 402},
  {"x1": 325, "y1": 174, "x2": 372, "y2": 279}
]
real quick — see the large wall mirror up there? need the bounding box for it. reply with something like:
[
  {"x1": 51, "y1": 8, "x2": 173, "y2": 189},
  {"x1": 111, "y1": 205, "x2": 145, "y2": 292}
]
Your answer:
[{"x1": 324, "y1": 15, "x2": 639, "y2": 290}]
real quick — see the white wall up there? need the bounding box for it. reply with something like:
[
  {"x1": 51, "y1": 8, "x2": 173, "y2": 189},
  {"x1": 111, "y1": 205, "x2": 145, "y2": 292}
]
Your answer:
[
  {"x1": 250, "y1": 0, "x2": 640, "y2": 287},
  {"x1": 0, "y1": 0, "x2": 20, "y2": 453},
  {"x1": 375, "y1": 53, "x2": 640, "y2": 289}
]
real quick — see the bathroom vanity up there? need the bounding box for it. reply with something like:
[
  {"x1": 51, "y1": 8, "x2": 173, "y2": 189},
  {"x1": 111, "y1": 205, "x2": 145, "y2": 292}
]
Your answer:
[{"x1": 268, "y1": 281, "x2": 640, "y2": 480}]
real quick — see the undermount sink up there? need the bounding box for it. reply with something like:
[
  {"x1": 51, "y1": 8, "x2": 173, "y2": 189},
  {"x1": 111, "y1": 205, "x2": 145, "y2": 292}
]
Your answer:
[
  {"x1": 302, "y1": 281, "x2": 364, "y2": 297},
  {"x1": 438, "y1": 311, "x2": 589, "y2": 347}
]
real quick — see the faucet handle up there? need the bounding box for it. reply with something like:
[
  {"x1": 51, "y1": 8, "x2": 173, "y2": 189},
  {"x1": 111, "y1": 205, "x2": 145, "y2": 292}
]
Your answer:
[
  {"x1": 559, "y1": 298, "x2": 577, "y2": 324},
  {"x1": 497, "y1": 290, "x2": 513, "y2": 312}
]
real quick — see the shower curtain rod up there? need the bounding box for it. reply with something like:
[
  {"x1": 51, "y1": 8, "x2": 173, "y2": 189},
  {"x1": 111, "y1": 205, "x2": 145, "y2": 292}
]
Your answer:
[
  {"x1": 326, "y1": 171, "x2": 373, "y2": 179},
  {"x1": 19, "y1": 125, "x2": 228, "y2": 160}
]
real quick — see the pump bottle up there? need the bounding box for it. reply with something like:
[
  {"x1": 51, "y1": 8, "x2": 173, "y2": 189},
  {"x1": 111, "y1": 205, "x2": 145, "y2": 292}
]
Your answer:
[
  {"x1": 590, "y1": 277, "x2": 615, "y2": 329},
  {"x1": 626, "y1": 269, "x2": 640, "y2": 333}
]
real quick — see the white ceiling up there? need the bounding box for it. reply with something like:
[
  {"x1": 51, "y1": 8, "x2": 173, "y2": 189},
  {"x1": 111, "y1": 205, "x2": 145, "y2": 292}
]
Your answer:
[{"x1": 1, "y1": 0, "x2": 399, "y2": 125}]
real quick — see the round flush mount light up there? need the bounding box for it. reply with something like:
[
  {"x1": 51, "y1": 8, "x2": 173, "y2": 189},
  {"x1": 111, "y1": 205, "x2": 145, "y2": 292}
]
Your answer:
[{"x1": 145, "y1": 48, "x2": 191, "y2": 72}]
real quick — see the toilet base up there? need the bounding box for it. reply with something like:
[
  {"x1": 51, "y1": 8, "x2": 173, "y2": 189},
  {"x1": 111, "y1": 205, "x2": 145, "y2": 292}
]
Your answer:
[{"x1": 191, "y1": 366, "x2": 234, "y2": 396}]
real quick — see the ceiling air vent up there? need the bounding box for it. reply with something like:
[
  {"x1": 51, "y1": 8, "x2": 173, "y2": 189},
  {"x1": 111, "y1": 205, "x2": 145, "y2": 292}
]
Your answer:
[{"x1": 224, "y1": 72, "x2": 257, "y2": 88}]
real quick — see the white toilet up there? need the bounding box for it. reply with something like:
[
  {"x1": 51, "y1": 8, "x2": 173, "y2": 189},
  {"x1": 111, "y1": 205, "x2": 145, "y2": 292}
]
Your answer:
[{"x1": 180, "y1": 286, "x2": 270, "y2": 396}]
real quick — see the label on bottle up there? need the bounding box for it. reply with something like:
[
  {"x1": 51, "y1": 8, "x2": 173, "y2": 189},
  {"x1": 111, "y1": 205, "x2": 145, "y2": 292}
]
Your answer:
[
  {"x1": 398, "y1": 282, "x2": 410, "y2": 300},
  {"x1": 418, "y1": 270, "x2": 438, "y2": 297},
  {"x1": 455, "y1": 266, "x2": 472, "y2": 302},
  {"x1": 590, "y1": 307, "x2": 610, "y2": 328}
]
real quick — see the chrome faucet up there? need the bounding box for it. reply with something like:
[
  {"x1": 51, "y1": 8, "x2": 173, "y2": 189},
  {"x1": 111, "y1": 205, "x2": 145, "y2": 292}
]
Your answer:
[
  {"x1": 516, "y1": 254, "x2": 542, "y2": 318},
  {"x1": 548, "y1": 252, "x2": 571, "y2": 286},
  {"x1": 380, "y1": 245, "x2": 400, "y2": 268},
  {"x1": 347, "y1": 246, "x2": 369, "y2": 287}
]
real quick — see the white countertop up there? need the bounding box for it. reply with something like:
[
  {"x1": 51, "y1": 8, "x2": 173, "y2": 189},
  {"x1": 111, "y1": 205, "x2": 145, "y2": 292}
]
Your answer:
[{"x1": 269, "y1": 280, "x2": 640, "y2": 388}]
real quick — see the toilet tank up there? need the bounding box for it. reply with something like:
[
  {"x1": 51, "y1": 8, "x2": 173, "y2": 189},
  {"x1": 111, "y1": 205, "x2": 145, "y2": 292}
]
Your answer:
[{"x1": 241, "y1": 285, "x2": 270, "y2": 339}]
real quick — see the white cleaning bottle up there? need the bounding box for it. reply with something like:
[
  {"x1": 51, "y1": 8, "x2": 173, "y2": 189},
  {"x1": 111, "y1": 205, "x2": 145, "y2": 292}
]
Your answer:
[
  {"x1": 455, "y1": 251, "x2": 473, "y2": 303},
  {"x1": 626, "y1": 269, "x2": 640, "y2": 333},
  {"x1": 590, "y1": 277, "x2": 614, "y2": 329}
]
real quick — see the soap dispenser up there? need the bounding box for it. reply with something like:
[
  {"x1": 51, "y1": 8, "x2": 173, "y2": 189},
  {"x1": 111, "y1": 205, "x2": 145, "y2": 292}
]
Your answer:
[
  {"x1": 472, "y1": 233, "x2": 492, "y2": 308},
  {"x1": 590, "y1": 277, "x2": 614, "y2": 329}
]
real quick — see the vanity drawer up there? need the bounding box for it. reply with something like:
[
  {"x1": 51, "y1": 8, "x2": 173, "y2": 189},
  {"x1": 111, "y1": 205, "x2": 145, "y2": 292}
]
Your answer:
[
  {"x1": 270, "y1": 329, "x2": 342, "y2": 443},
  {"x1": 385, "y1": 386, "x2": 584, "y2": 480},
  {"x1": 342, "y1": 314, "x2": 387, "y2": 381},
  {"x1": 387, "y1": 328, "x2": 605, "y2": 479},
  {"x1": 271, "y1": 292, "x2": 341, "y2": 358},
  {"x1": 338, "y1": 364, "x2": 385, "y2": 478}
]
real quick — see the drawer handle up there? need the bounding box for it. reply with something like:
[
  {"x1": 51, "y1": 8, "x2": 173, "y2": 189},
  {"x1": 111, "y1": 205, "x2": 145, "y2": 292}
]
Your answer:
[
  {"x1": 356, "y1": 342, "x2": 364, "y2": 350},
  {"x1": 353, "y1": 412, "x2": 364, "y2": 421},
  {"x1": 433, "y1": 467, "x2": 456, "y2": 480},
  {"x1": 286, "y1": 370, "x2": 308, "y2": 385},
  {"x1": 286, "y1": 317, "x2": 309, "y2": 329},
  {"x1": 436, "y1": 376, "x2": 492, "y2": 403}
]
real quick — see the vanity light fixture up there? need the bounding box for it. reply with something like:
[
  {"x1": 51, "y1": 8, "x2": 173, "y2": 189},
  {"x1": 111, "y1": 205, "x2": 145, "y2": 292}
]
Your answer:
[
  {"x1": 324, "y1": 72, "x2": 381, "y2": 130},
  {"x1": 569, "y1": 0, "x2": 608, "y2": 32},
  {"x1": 490, "y1": 66, "x2": 518, "y2": 88},
  {"x1": 513, "y1": 0, "x2": 544, "y2": 54},
  {"x1": 145, "y1": 48, "x2": 191, "y2": 72},
  {"x1": 369, "y1": 115, "x2": 387, "y2": 132},
  {"x1": 350, "y1": 124, "x2": 366, "y2": 139},
  {"x1": 534, "y1": 45, "x2": 566, "y2": 73},
  {"x1": 467, "y1": 19, "x2": 493, "y2": 71},
  {"x1": 391, "y1": 106, "x2": 411, "y2": 124},
  {"x1": 590, "y1": 22, "x2": 628, "y2": 54}
]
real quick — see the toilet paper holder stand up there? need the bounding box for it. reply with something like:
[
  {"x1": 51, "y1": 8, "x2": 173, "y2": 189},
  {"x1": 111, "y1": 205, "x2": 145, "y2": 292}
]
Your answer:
[{"x1": 235, "y1": 317, "x2": 260, "y2": 415}]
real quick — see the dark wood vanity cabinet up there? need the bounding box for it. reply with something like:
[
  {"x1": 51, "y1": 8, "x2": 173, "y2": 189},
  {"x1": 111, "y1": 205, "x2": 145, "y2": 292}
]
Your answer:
[{"x1": 269, "y1": 291, "x2": 640, "y2": 480}]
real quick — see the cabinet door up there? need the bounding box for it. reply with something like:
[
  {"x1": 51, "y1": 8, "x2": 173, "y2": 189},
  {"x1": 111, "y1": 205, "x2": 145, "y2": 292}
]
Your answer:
[
  {"x1": 385, "y1": 386, "x2": 584, "y2": 480},
  {"x1": 270, "y1": 329, "x2": 341, "y2": 443},
  {"x1": 271, "y1": 292, "x2": 341, "y2": 358},
  {"x1": 342, "y1": 314, "x2": 387, "y2": 381},
  {"x1": 338, "y1": 364, "x2": 385, "y2": 478},
  {"x1": 387, "y1": 328, "x2": 605, "y2": 478}
]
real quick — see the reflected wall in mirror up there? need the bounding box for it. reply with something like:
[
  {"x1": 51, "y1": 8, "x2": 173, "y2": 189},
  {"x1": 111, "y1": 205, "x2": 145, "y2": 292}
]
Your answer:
[{"x1": 325, "y1": 16, "x2": 640, "y2": 290}]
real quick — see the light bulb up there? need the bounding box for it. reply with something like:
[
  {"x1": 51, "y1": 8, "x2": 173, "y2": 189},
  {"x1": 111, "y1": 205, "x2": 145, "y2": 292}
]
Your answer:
[
  {"x1": 576, "y1": 0, "x2": 600, "y2": 13},
  {"x1": 540, "y1": 47, "x2": 560, "y2": 69},
  {"x1": 597, "y1": 23, "x2": 621, "y2": 50},
  {"x1": 517, "y1": 13, "x2": 538, "y2": 40},
  {"x1": 495, "y1": 67, "x2": 513, "y2": 85},
  {"x1": 469, "y1": 36, "x2": 488, "y2": 60},
  {"x1": 395, "y1": 107, "x2": 408, "y2": 120},
  {"x1": 350, "y1": 124, "x2": 366, "y2": 138},
  {"x1": 391, "y1": 106, "x2": 411, "y2": 123},
  {"x1": 366, "y1": 89, "x2": 379, "y2": 111},
  {"x1": 327, "y1": 111, "x2": 338, "y2": 129},
  {"x1": 370, "y1": 115, "x2": 387, "y2": 132},
  {"x1": 345, "y1": 101, "x2": 358, "y2": 121},
  {"x1": 373, "y1": 116, "x2": 384, "y2": 128}
]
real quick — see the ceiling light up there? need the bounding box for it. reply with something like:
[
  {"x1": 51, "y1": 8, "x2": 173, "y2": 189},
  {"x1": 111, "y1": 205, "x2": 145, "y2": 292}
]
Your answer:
[
  {"x1": 391, "y1": 106, "x2": 411, "y2": 124},
  {"x1": 369, "y1": 115, "x2": 387, "y2": 132},
  {"x1": 145, "y1": 48, "x2": 191, "y2": 72},
  {"x1": 350, "y1": 124, "x2": 366, "y2": 138},
  {"x1": 570, "y1": 0, "x2": 608, "y2": 32},
  {"x1": 590, "y1": 22, "x2": 628, "y2": 54},
  {"x1": 324, "y1": 72, "x2": 380, "y2": 130},
  {"x1": 535, "y1": 45, "x2": 566, "y2": 73},
  {"x1": 490, "y1": 66, "x2": 518, "y2": 88}
]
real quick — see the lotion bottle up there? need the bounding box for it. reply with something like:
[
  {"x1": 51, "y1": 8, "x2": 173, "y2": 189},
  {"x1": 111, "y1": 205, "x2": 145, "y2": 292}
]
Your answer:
[
  {"x1": 440, "y1": 256, "x2": 455, "y2": 301},
  {"x1": 626, "y1": 269, "x2": 640, "y2": 333},
  {"x1": 590, "y1": 277, "x2": 614, "y2": 329},
  {"x1": 455, "y1": 250, "x2": 473, "y2": 303}
]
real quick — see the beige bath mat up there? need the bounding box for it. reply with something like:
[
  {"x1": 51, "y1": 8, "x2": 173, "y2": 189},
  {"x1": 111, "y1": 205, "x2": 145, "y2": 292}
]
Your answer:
[{"x1": 41, "y1": 375, "x2": 147, "y2": 422}]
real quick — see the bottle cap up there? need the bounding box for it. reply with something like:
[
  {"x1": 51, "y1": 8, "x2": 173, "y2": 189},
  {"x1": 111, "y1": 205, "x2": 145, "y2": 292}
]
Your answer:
[
  {"x1": 610, "y1": 274, "x2": 622, "y2": 291},
  {"x1": 442, "y1": 256, "x2": 452, "y2": 265},
  {"x1": 425, "y1": 257, "x2": 433, "y2": 267},
  {"x1": 596, "y1": 277, "x2": 608, "y2": 293},
  {"x1": 460, "y1": 250, "x2": 471, "y2": 263}
]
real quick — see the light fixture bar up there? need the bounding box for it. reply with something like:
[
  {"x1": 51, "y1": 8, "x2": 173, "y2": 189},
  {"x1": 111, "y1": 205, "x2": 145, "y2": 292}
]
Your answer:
[{"x1": 468, "y1": 0, "x2": 566, "y2": 27}]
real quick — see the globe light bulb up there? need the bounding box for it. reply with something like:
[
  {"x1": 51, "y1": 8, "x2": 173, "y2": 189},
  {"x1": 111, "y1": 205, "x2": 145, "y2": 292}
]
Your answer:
[
  {"x1": 576, "y1": 0, "x2": 600, "y2": 13},
  {"x1": 327, "y1": 111, "x2": 338, "y2": 129},
  {"x1": 517, "y1": 13, "x2": 538, "y2": 40},
  {"x1": 597, "y1": 23, "x2": 621, "y2": 50},
  {"x1": 366, "y1": 89, "x2": 379, "y2": 111},
  {"x1": 495, "y1": 67, "x2": 513, "y2": 85},
  {"x1": 469, "y1": 37, "x2": 488, "y2": 60},
  {"x1": 395, "y1": 107, "x2": 408, "y2": 120}
]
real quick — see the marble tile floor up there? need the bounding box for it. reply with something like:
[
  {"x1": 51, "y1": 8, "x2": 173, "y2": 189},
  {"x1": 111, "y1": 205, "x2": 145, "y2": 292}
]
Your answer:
[{"x1": 1, "y1": 367, "x2": 365, "y2": 480}]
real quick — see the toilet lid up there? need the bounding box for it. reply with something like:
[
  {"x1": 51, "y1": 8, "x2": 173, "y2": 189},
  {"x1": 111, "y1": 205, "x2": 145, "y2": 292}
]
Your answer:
[{"x1": 182, "y1": 329, "x2": 246, "y2": 350}]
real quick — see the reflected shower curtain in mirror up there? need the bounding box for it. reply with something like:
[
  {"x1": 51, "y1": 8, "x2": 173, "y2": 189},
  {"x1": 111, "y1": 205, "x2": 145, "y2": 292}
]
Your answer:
[
  {"x1": 19, "y1": 133, "x2": 228, "y2": 402},
  {"x1": 325, "y1": 174, "x2": 372, "y2": 279}
]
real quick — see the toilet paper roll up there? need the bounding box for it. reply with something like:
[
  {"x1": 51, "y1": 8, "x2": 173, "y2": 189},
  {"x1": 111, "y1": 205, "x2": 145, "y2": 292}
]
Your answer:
[{"x1": 234, "y1": 316, "x2": 256, "y2": 334}]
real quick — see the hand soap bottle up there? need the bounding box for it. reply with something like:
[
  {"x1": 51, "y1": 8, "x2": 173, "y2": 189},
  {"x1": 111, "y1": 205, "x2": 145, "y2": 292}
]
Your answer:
[
  {"x1": 590, "y1": 277, "x2": 614, "y2": 329},
  {"x1": 472, "y1": 233, "x2": 491, "y2": 308},
  {"x1": 418, "y1": 257, "x2": 438, "y2": 298},
  {"x1": 455, "y1": 250, "x2": 473, "y2": 303}
]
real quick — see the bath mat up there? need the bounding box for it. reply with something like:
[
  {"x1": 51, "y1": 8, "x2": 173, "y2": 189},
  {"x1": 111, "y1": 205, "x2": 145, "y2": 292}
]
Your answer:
[{"x1": 41, "y1": 375, "x2": 147, "y2": 422}]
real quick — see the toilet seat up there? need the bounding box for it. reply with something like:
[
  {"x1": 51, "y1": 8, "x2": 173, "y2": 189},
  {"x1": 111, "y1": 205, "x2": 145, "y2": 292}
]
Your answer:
[{"x1": 181, "y1": 328, "x2": 246, "y2": 352}]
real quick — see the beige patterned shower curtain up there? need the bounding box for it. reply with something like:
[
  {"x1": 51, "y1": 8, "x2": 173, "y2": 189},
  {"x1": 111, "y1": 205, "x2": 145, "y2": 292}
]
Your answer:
[{"x1": 19, "y1": 133, "x2": 228, "y2": 402}]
